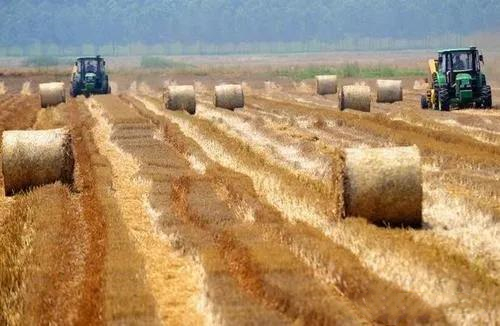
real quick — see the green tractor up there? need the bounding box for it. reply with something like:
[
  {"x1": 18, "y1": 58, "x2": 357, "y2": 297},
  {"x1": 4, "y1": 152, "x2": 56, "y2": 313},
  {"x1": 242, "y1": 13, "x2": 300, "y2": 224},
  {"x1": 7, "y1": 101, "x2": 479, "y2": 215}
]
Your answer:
[
  {"x1": 421, "y1": 47, "x2": 492, "y2": 110},
  {"x1": 70, "y1": 55, "x2": 111, "y2": 97}
]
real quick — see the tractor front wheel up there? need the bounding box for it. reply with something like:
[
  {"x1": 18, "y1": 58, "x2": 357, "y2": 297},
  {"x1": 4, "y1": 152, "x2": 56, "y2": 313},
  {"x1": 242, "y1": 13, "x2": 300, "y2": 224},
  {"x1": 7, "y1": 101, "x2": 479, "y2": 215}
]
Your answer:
[
  {"x1": 70, "y1": 85, "x2": 78, "y2": 98},
  {"x1": 438, "y1": 88, "x2": 450, "y2": 111},
  {"x1": 420, "y1": 95, "x2": 429, "y2": 109},
  {"x1": 481, "y1": 86, "x2": 492, "y2": 109}
]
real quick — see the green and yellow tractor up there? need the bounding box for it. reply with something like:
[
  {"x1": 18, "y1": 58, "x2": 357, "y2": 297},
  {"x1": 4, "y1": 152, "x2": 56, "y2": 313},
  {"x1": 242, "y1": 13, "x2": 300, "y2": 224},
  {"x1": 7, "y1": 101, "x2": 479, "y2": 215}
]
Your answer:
[
  {"x1": 421, "y1": 47, "x2": 492, "y2": 110},
  {"x1": 70, "y1": 55, "x2": 111, "y2": 98}
]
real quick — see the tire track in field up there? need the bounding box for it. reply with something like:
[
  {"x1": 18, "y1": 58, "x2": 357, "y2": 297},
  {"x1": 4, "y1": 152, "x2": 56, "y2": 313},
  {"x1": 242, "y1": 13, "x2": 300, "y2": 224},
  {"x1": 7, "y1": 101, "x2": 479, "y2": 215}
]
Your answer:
[
  {"x1": 107, "y1": 94, "x2": 371, "y2": 325},
  {"x1": 245, "y1": 94, "x2": 500, "y2": 279},
  {"x1": 86, "y1": 96, "x2": 204, "y2": 325},
  {"x1": 124, "y1": 94, "x2": 449, "y2": 325},
  {"x1": 1, "y1": 97, "x2": 106, "y2": 324},
  {"x1": 276, "y1": 85, "x2": 500, "y2": 142},
  {"x1": 135, "y1": 95, "x2": 499, "y2": 325}
]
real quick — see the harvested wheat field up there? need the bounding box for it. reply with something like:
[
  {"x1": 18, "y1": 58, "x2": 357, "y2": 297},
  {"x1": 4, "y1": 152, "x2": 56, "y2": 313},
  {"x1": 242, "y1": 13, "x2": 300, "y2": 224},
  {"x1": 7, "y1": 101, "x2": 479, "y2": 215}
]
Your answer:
[{"x1": 0, "y1": 61, "x2": 499, "y2": 326}]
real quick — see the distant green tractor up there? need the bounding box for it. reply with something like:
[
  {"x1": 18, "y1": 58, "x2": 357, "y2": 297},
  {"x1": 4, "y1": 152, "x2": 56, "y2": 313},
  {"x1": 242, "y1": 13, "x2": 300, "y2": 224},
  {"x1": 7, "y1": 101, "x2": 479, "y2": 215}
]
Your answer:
[
  {"x1": 421, "y1": 47, "x2": 492, "y2": 110},
  {"x1": 70, "y1": 55, "x2": 111, "y2": 97}
]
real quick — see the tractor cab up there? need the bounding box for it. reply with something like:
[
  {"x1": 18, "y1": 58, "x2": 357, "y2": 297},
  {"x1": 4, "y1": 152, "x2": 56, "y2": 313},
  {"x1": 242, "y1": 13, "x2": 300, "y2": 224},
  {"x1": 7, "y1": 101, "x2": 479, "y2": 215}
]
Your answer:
[
  {"x1": 422, "y1": 47, "x2": 491, "y2": 110},
  {"x1": 437, "y1": 47, "x2": 484, "y2": 90},
  {"x1": 70, "y1": 55, "x2": 111, "y2": 97}
]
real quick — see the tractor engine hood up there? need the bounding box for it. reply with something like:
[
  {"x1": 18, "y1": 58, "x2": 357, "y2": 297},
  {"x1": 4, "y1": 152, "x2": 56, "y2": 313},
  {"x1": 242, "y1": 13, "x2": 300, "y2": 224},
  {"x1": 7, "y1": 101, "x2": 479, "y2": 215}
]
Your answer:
[
  {"x1": 84, "y1": 73, "x2": 97, "y2": 83},
  {"x1": 456, "y1": 73, "x2": 472, "y2": 88},
  {"x1": 456, "y1": 73, "x2": 473, "y2": 102}
]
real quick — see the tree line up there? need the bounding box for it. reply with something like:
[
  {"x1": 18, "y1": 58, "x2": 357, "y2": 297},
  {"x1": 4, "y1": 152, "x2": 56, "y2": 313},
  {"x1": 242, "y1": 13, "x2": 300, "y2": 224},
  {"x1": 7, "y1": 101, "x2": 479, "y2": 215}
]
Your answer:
[{"x1": 1, "y1": 0, "x2": 499, "y2": 48}]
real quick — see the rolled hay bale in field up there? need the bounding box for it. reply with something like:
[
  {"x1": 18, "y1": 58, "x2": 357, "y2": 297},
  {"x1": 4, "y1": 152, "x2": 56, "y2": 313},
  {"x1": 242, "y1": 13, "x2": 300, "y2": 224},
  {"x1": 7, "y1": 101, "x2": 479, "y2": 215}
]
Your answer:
[
  {"x1": 376, "y1": 80, "x2": 403, "y2": 103},
  {"x1": 315, "y1": 75, "x2": 338, "y2": 95},
  {"x1": 2, "y1": 128, "x2": 74, "y2": 196},
  {"x1": 264, "y1": 81, "x2": 281, "y2": 93},
  {"x1": 138, "y1": 81, "x2": 153, "y2": 95},
  {"x1": 342, "y1": 146, "x2": 422, "y2": 227},
  {"x1": 21, "y1": 81, "x2": 32, "y2": 96},
  {"x1": 129, "y1": 81, "x2": 137, "y2": 94},
  {"x1": 413, "y1": 79, "x2": 428, "y2": 90},
  {"x1": 109, "y1": 81, "x2": 119, "y2": 95},
  {"x1": 164, "y1": 85, "x2": 196, "y2": 115},
  {"x1": 39, "y1": 82, "x2": 65, "y2": 108},
  {"x1": 0, "y1": 81, "x2": 6, "y2": 95},
  {"x1": 294, "y1": 81, "x2": 313, "y2": 93},
  {"x1": 214, "y1": 84, "x2": 244, "y2": 110},
  {"x1": 339, "y1": 85, "x2": 371, "y2": 112}
]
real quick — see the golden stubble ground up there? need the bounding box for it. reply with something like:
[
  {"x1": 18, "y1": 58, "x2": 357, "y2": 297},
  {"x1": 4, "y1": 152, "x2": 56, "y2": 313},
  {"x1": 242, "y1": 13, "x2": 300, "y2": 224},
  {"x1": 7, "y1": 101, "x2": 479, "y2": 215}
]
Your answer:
[
  {"x1": 86, "y1": 96, "x2": 203, "y2": 325},
  {"x1": 1, "y1": 67, "x2": 499, "y2": 325},
  {"x1": 133, "y1": 93, "x2": 499, "y2": 325},
  {"x1": 0, "y1": 97, "x2": 105, "y2": 325}
]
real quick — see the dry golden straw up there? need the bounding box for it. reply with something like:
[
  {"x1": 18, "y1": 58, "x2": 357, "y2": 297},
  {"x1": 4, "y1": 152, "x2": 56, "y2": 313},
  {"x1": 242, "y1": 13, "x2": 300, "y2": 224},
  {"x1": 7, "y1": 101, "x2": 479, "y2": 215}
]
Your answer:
[
  {"x1": 39, "y1": 82, "x2": 66, "y2": 108},
  {"x1": 376, "y1": 80, "x2": 403, "y2": 103},
  {"x1": 339, "y1": 85, "x2": 371, "y2": 112},
  {"x1": 342, "y1": 146, "x2": 422, "y2": 227},
  {"x1": 164, "y1": 85, "x2": 196, "y2": 114},
  {"x1": 315, "y1": 75, "x2": 338, "y2": 95},
  {"x1": 1, "y1": 128, "x2": 74, "y2": 195},
  {"x1": 214, "y1": 84, "x2": 244, "y2": 110}
]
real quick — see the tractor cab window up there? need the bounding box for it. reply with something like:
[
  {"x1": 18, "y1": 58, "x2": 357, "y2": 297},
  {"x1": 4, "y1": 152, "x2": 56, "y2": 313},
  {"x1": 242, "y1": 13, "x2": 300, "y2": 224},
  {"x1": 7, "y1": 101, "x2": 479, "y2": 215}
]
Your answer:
[
  {"x1": 439, "y1": 56, "x2": 447, "y2": 74},
  {"x1": 452, "y1": 52, "x2": 473, "y2": 71},
  {"x1": 475, "y1": 53, "x2": 481, "y2": 71},
  {"x1": 86, "y1": 61, "x2": 97, "y2": 73}
]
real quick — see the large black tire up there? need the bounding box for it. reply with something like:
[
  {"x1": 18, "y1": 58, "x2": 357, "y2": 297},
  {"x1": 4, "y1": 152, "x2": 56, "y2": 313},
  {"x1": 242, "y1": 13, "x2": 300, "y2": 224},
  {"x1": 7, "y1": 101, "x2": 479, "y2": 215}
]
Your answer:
[
  {"x1": 420, "y1": 95, "x2": 429, "y2": 109},
  {"x1": 70, "y1": 86, "x2": 78, "y2": 98},
  {"x1": 438, "y1": 88, "x2": 450, "y2": 111},
  {"x1": 481, "y1": 85, "x2": 492, "y2": 108}
]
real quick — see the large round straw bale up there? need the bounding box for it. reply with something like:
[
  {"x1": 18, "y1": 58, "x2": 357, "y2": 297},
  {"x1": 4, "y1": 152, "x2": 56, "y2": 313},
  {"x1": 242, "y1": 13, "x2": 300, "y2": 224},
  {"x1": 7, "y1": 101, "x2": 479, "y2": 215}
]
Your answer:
[
  {"x1": 343, "y1": 146, "x2": 422, "y2": 227},
  {"x1": 376, "y1": 80, "x2": 403, "y2": 103},
  {"x1": 0, "y1": 81, "x2": 6, "y2": 95},
  {"x1": 339, "y1": 85, "x2": 371, "y2": 112},
  {"x1": 2, "y1": 128, "x2": 74, "y2": 196},
  {"x1": 316, "y1": 75, "x2": 338, "y2": 95},
  {"x1": 39, "y1": 82, "x2": 65, "y2": 108},
  {"x1": 214, "y1": 84, "x2": 244, "y2": 110},
  {"x1": 164, "y1": 85, "x2": 196, "y2": 115}
]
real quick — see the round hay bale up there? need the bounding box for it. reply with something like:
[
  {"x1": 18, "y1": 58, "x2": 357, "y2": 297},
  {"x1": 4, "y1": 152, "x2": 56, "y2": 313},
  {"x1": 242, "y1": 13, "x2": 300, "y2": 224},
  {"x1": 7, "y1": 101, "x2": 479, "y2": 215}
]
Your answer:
[
  {"x1": 164, "y1": 85, "x2": 196, "y2": 115},
  {"x1": 214, "y1": 84, "x2": 244, "y2": 110},
  {"x1": 39, "y1": 82, "x2": 65, "y2": 108},
  {"x1": 413, "y1": 79, "x2": 428, "y2": 90},
  {"x1": 343, "y1": 146, "x2": 422, "y2": 227},
  {"x1": 21, "y1": 81, "x2": 32, "y2": 96},
  {"x1": 315, "y1": 75, "x2": 338, "y2": 95},
  {"x1": 339, "y1": 85, "x2": 371, "y2": 112},
  {"x1": 376, "y1": 80, "x2": 403, "y2": 103},
  {"x1": 0, "y1": 81, "x2": 6, "y2": 95},
  {"x1": 2, "y1": 128, "x2": 74, "y2": 196}
]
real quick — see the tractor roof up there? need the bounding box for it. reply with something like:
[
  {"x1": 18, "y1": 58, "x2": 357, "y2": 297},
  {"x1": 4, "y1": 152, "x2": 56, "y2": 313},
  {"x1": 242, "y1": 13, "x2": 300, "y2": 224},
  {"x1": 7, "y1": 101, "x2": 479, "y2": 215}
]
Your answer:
[
  {"x1": 76, "y1": 56, "x2": 103, "y2": 61},
  {"x1": 438, "y1": 47, "x2": 477, "y2": 54}
]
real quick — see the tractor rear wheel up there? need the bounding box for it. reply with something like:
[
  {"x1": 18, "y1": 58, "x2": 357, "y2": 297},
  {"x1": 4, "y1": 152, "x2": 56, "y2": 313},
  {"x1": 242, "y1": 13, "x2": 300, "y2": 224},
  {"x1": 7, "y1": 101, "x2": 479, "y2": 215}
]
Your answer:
[
  {"x1": 70, "y1": 85, "x2": 78, "y2": 98},
  {"x1": 438, "y1": 88, "x2": 450, "y2": 111},
  {"x1": 420, "y1": 95, "x2": 429, "y2": 109},
  {"x1": 481, "y1": 85, "x2": 492, "y2": 108}
]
